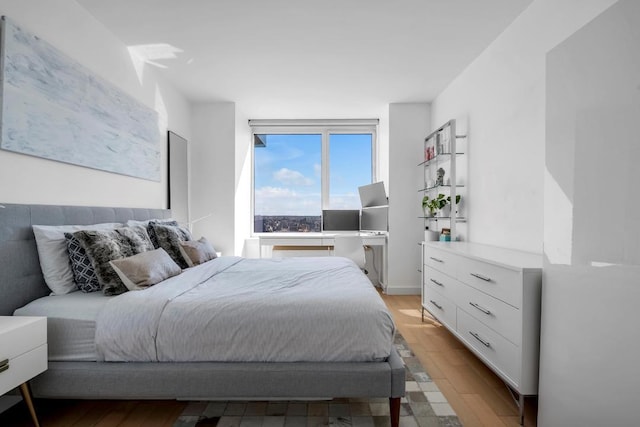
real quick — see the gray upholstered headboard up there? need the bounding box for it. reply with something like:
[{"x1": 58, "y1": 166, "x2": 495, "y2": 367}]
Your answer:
[{"x1": 0, "y1": 203, "x2": 171, "y2": 315}]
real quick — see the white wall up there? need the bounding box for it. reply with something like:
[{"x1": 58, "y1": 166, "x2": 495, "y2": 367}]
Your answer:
[
  {"x1": 0, "y1": 0, "x2": 191, "y2": 208},
  {"x1": 540, "y1": 1, "x2": 639, "y2": 425},
  {"x1": 234, "y1": 109, "x2": 252, "y2": 257},
  {"x1": 190, "y1": 103, "x2": 236, "y2": 255},
  {"x1": 386, "y1": 103, "x2": 430, "y2": 294},
  {"x1": 430, "y1": 0, "x2": 616, "y2": 254}
]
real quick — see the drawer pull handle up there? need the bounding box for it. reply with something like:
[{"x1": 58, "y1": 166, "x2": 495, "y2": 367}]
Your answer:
[
  {"x1": 429, "y1": 257, "x2": 443, "y2": 263},
  {"x1": 470, "y1": 272, "x2": 492, "y2": 282},
  {"x1": 430, "y1": 278, "x2": 444, "y2": 287},
  {"x1": 0, "y1": 359, "x2": 8, "y2": 374},
  {"x1": 469, "y1": 302, "x2": 492, "y2": 315},
  {"x1": 430, "y1": 300, "x2": 443, "y2": 310},
  {"x1": 469, "y1": 331, "x2": 491, "y2": 348}
]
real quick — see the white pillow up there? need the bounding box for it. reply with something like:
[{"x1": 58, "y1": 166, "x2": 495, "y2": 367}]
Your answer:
[
  {"x1": 110, "y1": 248, "x2": 182, "y2": 291},
  {"x1": 32, "y1": 222, "x2": 122, "y2": 295},
  {"x1": 126, "y1": 218, "x2": 174, "y2": 227}
]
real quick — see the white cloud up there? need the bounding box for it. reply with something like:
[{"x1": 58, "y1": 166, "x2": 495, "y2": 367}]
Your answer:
[
  {"x1": 329, "y1": 192, "x2": 361, "y2": 210},
  {"x1": 255, "y1": 186, "x2": 320, "y2": 216},
  {"x1": 313, "y1": 163, "x2": 321, "y2": 177},
  {"x1": 273, "y1": 168, "x2": 314, "y2": 186}
]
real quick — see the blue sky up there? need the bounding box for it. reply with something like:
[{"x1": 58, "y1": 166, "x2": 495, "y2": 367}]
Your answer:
[{"x1": 255, "y1": 134, "x2": 372, "y2": 216}]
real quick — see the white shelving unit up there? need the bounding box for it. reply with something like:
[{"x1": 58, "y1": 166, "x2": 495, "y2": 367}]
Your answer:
[{"x1": 419, "y1": 119, "x2": 466, "y2": 242}]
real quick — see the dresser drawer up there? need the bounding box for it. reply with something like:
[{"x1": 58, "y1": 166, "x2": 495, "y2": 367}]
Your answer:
[
  {"x1": 0, "y1": 344, "x2": 47, "y2": 395},
  {"x1": 457, "y1": 257, "x2": 522, "y2": 308},
  {"x1": 457, "y1": 309, "x2": 520, "y2": 388},
  {"x1": 0, "y1": 317, "x2": 47, "y2": 361},
  {"x1": 457, "y1": 282, "x2": 521, "y2": 345},
  {"x1": 424, "y1": 266, "x2": 460, "y2": 302},
  {"x1": 424, "y1": 246, "x2": 458, "y2": 274},
  {"x1": 423, "y1": 288, "x2": 456, "y2": 330}
]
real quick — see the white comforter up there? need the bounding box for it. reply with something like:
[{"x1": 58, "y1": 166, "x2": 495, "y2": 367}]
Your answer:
[{"x1": 94, "y1": 256, "x2": 395, "y2": 362}]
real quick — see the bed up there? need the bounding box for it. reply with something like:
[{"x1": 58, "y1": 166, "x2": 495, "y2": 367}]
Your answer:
[{"x1": 0, "y1": 203, "x2": 405, "y2": 426}]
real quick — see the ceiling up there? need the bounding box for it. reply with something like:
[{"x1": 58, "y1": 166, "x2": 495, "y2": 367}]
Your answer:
[{"x1": 77, "y1": 0, "x2": 531, "y2": 118}]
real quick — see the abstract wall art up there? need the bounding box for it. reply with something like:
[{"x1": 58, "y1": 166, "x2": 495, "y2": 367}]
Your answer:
[{"x1": 0, "y1": 16, "x2": 161, "y2": 181}]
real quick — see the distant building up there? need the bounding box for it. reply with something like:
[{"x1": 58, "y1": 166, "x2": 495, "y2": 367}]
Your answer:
[{"x1": 254, "y1": 215, "x2": 321, "y2": 232}]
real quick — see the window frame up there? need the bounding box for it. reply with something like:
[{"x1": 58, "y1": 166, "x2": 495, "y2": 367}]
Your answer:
[{"x1": 250, "y1": 119, "x2": 378, "y2": 235}]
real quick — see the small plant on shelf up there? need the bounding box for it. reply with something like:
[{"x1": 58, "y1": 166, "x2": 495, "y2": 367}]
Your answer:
[{"x1": 422, "y1": 194, "x2": 447, "y2": 217}]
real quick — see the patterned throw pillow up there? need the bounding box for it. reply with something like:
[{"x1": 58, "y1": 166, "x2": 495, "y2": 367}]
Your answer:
[
  {"x1": 148, "y1": 223, "x2": 193, "y2": 269},
  {"x1": 64, "y1": 233, "x2": 101, "y2": 293},
  {"x1": 72, "y1": 227, "x2": 155, "y2": 296}
]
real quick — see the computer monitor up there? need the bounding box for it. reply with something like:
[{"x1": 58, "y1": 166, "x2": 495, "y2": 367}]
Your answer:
[
  {"x1": 358, "y1": 182, "x2": 388, "y2": 208},
  {"x1": 322, "y1": 210, "x2": 360, "y2": 232},
  {"x1": 360, "y1": 206, "x2": 388, "y2": 232}
]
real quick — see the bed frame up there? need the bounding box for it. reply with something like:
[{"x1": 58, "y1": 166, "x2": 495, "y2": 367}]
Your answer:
[{"x1": 0, "y1": 203, "x2": 404, "y2": 426}]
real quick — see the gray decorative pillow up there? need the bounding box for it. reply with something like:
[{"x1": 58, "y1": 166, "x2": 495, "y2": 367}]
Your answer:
[
  {"x1": 146, "y1": 220, "x2": 179, "y2": 248},
  {"x1": 179, "y1": 237, "x2": 218, "y2": 267},
  {"x1": 110, "y1": 248, "x2": 182, "y2": 291},
  {"x1": 64, "y1": 233, "x2": 101, "y2": 293},
  {"x1": 118, "y1": 225, "x2": 155, "y2": 252},
  {"x1": 148, "y1": 223, "x2": 192, "y2": 269},
  {"x1": 72, "y1": 227, "x2": 154, "y2": 296}
]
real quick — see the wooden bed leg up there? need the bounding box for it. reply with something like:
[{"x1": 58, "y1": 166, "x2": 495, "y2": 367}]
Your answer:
[
  {"x1": 389, "y1": 397, "x2": 400, "y2": 427},
  {"x1": 19, "y1": 382, "x2": 40, "y2": 427}
]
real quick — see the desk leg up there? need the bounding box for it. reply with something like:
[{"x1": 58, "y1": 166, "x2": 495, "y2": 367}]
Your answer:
[
  {"x1": 382, "y1": 239, "x2": 388, "y2": 291},
  {"x1": 19, "y1": 382, "x2": 40, "y2": 427}
]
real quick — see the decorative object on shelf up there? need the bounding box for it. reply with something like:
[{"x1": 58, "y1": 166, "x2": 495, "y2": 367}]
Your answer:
[
  {"x1": 421, "y1": 196, "x2": 430, "y2": 216},
  {"x1": 424, "y1": 227, "x2": 439, "y2": 242},
  {"x1": 424, "y1": 145, "x2": 435, "y2": 161},
  {"x1": 435, "y1": 167, "x2": 445, "y2": 186},
  {"x1": 447, "y1": 195, "x2": 461, "y2": 217},
  {"x1": 439, "y1": 228, "x2": 451, "y2": 241}
]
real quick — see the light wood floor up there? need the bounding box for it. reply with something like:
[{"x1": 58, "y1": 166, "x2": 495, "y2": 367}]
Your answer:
[
  {"x1": 0, "y1": 294, "x2": 537, "y2": 426},
  {"x1": 381, "y1": 294, "x2": 537, "y2": 427},
  {"x1": 0, "y1": 399, "x2": 188, "y2": 426}
]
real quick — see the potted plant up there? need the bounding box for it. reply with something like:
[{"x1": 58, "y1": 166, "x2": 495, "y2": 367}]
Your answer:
[
  {"x1": 422, "y1": 193, "x2": 446, "y2": 217},
  {"x1": 421, "y1": 196, "x2": 430, "y2": 216}
]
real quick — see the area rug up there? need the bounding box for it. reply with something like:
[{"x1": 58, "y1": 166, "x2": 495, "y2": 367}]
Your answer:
[{"x1": 172, "y1": 333, "x2": 462, "y2": 427}]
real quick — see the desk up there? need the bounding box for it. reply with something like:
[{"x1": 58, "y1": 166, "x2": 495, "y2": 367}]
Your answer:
[{"x1": 258, "y1": 232, "x2": 388, "y2": 288}]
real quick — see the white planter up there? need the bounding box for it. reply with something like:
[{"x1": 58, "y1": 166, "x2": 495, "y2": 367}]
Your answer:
[{"x1": 424, "y1": 230, "x2": 439, "y2": 241}]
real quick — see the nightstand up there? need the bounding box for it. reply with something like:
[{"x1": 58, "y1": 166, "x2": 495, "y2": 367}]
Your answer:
[{"x1": 0, "y1": 316, "x2": 47, "y2": 427}]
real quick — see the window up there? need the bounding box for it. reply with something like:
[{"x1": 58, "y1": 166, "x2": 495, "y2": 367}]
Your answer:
[{"x1": 250, "y1": 119, "x2": 377, "y2": 233}]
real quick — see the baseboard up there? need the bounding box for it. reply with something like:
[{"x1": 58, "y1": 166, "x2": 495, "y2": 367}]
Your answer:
[{"x1": 383, "y1": 286, "x2": 420, "y2": 295}]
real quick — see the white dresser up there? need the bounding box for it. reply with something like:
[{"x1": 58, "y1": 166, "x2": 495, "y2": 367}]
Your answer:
[
  {"x1": 0, "y1": 316, "x2": 47, "y2": 426},
  {"x1": 422, "y1": 242, "x2": 541, "y2": 423}
]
